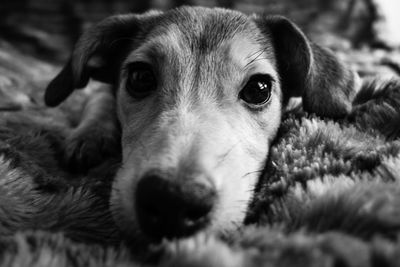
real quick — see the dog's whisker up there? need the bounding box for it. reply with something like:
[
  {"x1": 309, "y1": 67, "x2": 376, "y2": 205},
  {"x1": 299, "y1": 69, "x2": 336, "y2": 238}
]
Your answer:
[
  {"x1": 214, "y1": 140, "x2": 242, "y2": 168},
  {"x1": 244, "y1": 48, "x2": 267, "y2": 69},
  {"x1": 248, "y1": 57, "x2": 269, "y2": 64},
  {"x1": 241, "y1": 169, "x2": 264, "y2": 179},
  {"x1": 244, "y1": 48, "x2": 265, "y2": 61}
]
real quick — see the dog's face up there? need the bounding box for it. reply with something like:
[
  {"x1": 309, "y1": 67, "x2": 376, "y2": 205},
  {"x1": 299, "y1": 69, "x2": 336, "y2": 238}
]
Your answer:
[
  {"x1": 114, "y1": 10, "x2": 282, "y2": 240},
  {"x1": 45, "y1": 7, "x2": 359, "y2": 243}
]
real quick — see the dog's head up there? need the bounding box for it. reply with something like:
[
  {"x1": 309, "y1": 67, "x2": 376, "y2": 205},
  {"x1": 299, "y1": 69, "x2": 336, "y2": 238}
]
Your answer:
[{"x1": 45, "y1": 7, "x2": 359, "y2": 243}]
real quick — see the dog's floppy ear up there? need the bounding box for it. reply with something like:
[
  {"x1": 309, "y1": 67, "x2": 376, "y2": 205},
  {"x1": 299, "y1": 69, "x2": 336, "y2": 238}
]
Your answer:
[
  {"x1": 255, "y1": 15, "x2": 360, "y2": 118},
  {"x1": 45, "y1": 11, "x2": 162, "y2": 107}
]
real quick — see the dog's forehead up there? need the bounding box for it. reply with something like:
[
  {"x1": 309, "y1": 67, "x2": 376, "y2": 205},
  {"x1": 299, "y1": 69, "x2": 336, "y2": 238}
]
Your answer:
[
  {"x1": 128, "y1": 7, "x2": 272, "y2": 58},
  {"x1": 127, "y1": 8, "x2": 275, "y2": 73},
  {"x1": 154, "y1": 7, "x2": 258, "y2": 51}
]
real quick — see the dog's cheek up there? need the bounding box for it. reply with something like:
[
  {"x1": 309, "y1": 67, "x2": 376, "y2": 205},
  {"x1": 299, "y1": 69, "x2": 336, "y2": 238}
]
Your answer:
[
  {"x1": 211, "y1": 95, "x2": 282, "y2": 231},
  {"x1": 206, "y1": 124, "x2": 267, "y2": 231},
  {"x1": 116, "y1": 90, "x2": 159, "y2": 157},
  {"x1": 210, "y1": 149, "x2": 260, "y2": 233},
  {"x1": 111, "y1": 92, "x2": 158, "y2": 236}
]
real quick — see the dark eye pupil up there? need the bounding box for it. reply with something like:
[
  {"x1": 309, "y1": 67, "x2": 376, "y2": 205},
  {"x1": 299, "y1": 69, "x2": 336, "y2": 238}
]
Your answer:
[
  {"x1": 126, "y1": 62, "x2": 156, "y2": 98},
  {"x1": 240, "y1": 75, "x2": 272, "y2": 106},
  {"x1": 132, "y1": 70, "x2": 153, "y2": 82}
]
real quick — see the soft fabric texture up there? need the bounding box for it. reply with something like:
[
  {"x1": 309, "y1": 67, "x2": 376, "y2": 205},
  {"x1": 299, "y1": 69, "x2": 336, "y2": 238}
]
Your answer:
[{"x1": 2, "y1": 40, "x2": 400, "y2": 266}]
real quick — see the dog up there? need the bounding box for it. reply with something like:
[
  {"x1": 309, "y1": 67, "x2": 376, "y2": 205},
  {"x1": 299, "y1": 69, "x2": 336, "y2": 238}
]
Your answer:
[{"x1": 44, "y1": 6, "x2": 360, "y2": 243}]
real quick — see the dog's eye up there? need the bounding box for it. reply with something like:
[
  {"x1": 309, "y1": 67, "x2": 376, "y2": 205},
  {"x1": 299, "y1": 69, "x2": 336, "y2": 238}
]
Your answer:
[
  {"x1": 239, "y1": 74, "x2": 273, "y2": 107},
  {"x1": 126, "y1": 62, "x2": 156, "y2": 99}
]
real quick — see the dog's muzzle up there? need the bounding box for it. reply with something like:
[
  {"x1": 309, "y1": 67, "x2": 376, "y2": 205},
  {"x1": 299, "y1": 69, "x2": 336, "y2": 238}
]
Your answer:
[{"x1": 135, "y1": 171, "x2": 217, "y2": 240}]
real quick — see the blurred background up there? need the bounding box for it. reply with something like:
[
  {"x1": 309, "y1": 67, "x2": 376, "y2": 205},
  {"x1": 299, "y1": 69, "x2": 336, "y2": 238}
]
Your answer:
[{"x1": 1, "y1": 0, "x2": 399, "y2": 62}]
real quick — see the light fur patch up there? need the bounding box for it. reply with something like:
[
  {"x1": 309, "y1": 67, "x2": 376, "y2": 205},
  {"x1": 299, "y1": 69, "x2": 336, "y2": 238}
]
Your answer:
[{"x1": 229, "y1": 36, "x2": 277, "y2": 79}]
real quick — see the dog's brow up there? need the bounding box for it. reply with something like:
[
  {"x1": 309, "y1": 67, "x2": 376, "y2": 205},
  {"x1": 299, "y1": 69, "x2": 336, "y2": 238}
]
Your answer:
[
  {"x1": 244, "y1": 48, "x2": 268, "y2": 69},
  {"x1": 229, "y1": 37, "x2": 276, "y2": 80},
  {"x1": 245, "y1": 48, "x2": 266, "y2": 61}
]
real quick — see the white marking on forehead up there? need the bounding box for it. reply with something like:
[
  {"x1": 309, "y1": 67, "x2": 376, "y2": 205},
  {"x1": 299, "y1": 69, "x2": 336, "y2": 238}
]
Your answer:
[{"x1": 229, "y1": 36, "x2": 276, "y2": 76}]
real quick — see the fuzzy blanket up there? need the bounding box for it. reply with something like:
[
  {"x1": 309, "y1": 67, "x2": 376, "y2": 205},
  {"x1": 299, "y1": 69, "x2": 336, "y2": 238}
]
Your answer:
[{"x1": 2, "y1": 39, "x2": 400, "y2": 267}]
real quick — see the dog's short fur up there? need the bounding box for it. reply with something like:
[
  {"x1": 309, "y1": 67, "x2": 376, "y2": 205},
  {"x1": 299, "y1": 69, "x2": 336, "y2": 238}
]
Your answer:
[{"x1": 44, "y1": 6, "x2": 360, "y2": 243}]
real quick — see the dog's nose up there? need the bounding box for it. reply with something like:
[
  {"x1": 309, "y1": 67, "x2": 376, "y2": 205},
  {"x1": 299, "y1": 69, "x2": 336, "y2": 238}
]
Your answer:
[{"x1": 135, "y1": 173, "x2": 216, "y2": 240}]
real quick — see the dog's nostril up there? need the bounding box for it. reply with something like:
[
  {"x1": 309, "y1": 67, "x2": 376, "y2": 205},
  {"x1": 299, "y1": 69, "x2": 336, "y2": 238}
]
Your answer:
[
  {"x1": 141, "y1": 202, "x2": 162, "y2": 222},
  {"x1": 184, "y1": 202, "x2": 212, "y2": 222},
  {"x1": 135, "y1": 173, "x2": 216, "y2": 240}
]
